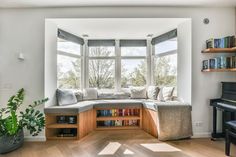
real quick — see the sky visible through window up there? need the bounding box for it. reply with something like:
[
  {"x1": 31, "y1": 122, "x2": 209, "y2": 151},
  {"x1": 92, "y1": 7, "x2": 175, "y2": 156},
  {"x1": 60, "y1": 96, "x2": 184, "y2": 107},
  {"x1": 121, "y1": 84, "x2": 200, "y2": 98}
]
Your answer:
[
  {"x1": 155, "y1": 38, "x2": 177, "y2": 55},
  {"x1": 58, "y1": 40, "x2": 81, "y2": 55},
  {"x1": 57, "y1": 42, "x2": 177, "y2": 74}
]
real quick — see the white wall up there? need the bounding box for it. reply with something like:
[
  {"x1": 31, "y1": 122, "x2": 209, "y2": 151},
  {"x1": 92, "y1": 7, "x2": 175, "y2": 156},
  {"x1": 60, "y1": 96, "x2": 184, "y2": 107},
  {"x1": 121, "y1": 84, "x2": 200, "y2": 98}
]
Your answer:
[
  {"x1": 44, "y1": 21, "x2": 57, "y2": 108},
  {"x1": 177, "y1": 20, "x2": 192, "y2": 104},
  {"x1": 0, "y1": 7, "x2": 236, "y2": 139}
]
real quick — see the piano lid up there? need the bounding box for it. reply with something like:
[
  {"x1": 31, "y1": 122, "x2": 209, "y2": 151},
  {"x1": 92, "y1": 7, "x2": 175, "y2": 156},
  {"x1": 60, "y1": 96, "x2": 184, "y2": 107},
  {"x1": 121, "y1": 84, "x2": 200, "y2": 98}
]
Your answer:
[{"x1": 221, "y1": 82, "x2": 236, "y2": 102}]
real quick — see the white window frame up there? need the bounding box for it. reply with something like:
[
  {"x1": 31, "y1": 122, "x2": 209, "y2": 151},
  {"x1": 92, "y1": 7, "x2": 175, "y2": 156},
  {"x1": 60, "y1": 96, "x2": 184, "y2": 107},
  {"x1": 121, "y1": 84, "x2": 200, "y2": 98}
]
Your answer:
[
  {"x1": 152, "y1": 41, "x2": 178, "y2": 87},
  {"x1": 86, "y1": 43, "x2": 116, "y2": 90},
  {"x1": 57, "y1": 44, "x2": 83, "y2": 89},
  {"x1": 120, "y1": 45, "x2": 148, "y2": 89}
]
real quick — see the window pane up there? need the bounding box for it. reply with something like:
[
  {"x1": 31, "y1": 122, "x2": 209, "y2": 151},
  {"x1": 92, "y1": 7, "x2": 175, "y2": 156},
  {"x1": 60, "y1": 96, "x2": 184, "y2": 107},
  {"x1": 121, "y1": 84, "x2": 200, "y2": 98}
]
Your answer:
[
  {"x1": 121, "y1": 47, "x2": 146, "y2": 56},
  {"x1": 155, "y1": 38, "x2": 177, "y2": 55},
  {"x1": 57, "y1": 39, "x2": 81, "y2": 55},
  {"x1": 57, "y1": 55, "x2": 81, "y2": 89},
  {"x1": 89, "y1": 59, "x2": 115, "y2": 89},
  {"x1": 89, "y1": 47, "x2": 115, "y2": 57},
  {"x1": 154, "y1": 54, "x2": 177, "y2": 87},
  {"x1": 121, "y1": 59, "x2": 146, "y2": 88}
]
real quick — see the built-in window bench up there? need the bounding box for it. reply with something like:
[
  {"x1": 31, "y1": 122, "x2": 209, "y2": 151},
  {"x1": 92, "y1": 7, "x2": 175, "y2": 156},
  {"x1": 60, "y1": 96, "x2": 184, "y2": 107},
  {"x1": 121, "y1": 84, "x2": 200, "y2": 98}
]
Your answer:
[{"x1": 44, "y1": 100, "x2": 192, "y2": 140}]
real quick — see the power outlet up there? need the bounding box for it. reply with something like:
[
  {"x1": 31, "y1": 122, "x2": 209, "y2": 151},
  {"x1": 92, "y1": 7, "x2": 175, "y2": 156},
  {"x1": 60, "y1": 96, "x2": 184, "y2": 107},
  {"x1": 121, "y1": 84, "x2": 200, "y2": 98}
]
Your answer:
[{"x1": 195, "y1": 122, "x2": 203, "y2": 127}]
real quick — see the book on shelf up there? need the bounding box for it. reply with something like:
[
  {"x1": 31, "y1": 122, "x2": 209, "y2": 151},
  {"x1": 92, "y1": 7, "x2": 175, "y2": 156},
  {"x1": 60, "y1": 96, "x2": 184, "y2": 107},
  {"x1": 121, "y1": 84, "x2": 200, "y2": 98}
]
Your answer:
[
  {"x1": 202, "y1": 56, "x2": 236, "y2": 70},
  {"x1": 231, "y1": 56, "x2": 236, "y2": 68},
  {"x1": 209, "y1": 59, "x2": 216, "y2": 69},
  {"x1": 97, "y1": 108, "x2": 139, "y2": 117},
  {"x1": 206, "y1": 36, "x2": 235, "y2": 49},
  {"x1": 97, "y1": 120, "x2": 139, "y2": 127},
  {"x1": 202, "y1": 60, "x2": 209, "y2": 70}
]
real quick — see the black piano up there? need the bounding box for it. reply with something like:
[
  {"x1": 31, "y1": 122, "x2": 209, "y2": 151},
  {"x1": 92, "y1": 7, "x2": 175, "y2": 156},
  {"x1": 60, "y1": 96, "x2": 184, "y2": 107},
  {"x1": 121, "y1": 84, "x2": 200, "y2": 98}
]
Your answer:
[{"x1": 210, "y1": 82, "x2": 236, "y2": 140}]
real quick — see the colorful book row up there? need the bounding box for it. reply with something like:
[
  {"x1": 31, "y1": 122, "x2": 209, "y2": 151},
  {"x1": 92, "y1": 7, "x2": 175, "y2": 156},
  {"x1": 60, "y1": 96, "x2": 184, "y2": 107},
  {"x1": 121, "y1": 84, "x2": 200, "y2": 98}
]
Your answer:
[
  {"x1": 97, "y1": 109, "x2": 140, "y2": 117},
  {"x1": 206, "y1": 36, "x2": 235, "y2": 48},
  {"x1": 202, "y1": 56, "x2": 236, "y2": 70},
  {"x1": 97, "y1": 120, "x2": 139, "y2": 127}
]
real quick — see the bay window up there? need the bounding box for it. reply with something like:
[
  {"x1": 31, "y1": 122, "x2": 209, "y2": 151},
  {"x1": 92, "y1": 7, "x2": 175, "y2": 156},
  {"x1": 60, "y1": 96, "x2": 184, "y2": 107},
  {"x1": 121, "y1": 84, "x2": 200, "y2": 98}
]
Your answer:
[{"x1": 57, "y1": 28, "x2": 178, "y2": 91}]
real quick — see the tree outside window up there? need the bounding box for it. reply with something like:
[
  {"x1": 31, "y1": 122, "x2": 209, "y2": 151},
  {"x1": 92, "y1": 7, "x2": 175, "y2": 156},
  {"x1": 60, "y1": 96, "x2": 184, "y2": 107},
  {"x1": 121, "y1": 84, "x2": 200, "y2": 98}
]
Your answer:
[{"x1": 88, "y1": 47, "x2": 115, "y2": 90}]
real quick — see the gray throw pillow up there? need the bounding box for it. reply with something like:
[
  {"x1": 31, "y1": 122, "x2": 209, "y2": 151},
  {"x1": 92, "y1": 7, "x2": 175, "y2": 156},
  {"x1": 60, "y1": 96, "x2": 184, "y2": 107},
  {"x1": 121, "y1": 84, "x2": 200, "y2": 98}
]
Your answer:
[
  {"x1": 98, "y1": 92, "x2": 115, "y2": 99},
  {"x1": 83, "y1": 88, "x2": 98, "y2": 100},
  {"x1": 113, "y1": 92, "x2": 130, "y2": 99},
  {"x1": 130, "y1": 87, "x2": 147, "y2": 99},
  {"x1": 56, "y1": 89, "x2": 77, "y2": 106}
]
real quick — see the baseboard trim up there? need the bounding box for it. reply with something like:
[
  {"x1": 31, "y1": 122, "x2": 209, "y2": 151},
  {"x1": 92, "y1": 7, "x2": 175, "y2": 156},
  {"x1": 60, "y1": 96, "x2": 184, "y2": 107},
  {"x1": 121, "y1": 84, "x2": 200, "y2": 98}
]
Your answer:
[
  {"x1": 192, "y1": 132, "x2": 211, "y2": 138},
  {"x1": 24, "y1": 136, "x2": 46, "y2": 142},
  {"x1": 24, "y1": 133, "x2": 211, "y2": 141}
]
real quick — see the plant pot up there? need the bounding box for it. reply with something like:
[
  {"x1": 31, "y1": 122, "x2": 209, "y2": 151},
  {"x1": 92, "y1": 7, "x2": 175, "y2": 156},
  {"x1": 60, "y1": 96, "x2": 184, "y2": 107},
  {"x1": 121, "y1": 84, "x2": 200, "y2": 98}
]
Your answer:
[{"x1": 0, "y1": 129, "x2": 24, "y2": 154}]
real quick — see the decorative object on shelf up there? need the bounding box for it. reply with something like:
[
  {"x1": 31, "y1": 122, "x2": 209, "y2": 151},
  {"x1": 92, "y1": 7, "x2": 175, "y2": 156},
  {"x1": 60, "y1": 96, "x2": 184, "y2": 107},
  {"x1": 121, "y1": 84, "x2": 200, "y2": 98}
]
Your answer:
[
  {"x1": 57, "y1": 116, "x2": 77, "y2": 124},
  {"x1": 202, "y1": 60, "x2": 209, "y2": 70},
  {"x1": 0, "y1": 88, "x2": 48, "y2": 154},
  {"x1": 57, "y1": 128, "x2": 76, "y2": 137},
  {"x1": 57, "y1": 116, "x2": 67, "y2": 124},
  {"x1": 68, "y1": 116, "x2": 76, "y2": 124}
]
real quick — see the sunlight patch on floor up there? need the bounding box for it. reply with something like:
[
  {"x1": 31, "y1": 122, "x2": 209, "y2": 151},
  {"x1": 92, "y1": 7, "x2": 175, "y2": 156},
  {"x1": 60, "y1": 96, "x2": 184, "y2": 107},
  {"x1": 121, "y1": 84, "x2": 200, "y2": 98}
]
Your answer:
[
  {"x1": 98, "y1": 142, "x2": 121, "y2": 155},
  {"x1": 123, "y1": 149, "x2": 134, "y2": 155},
  {"x1": 141, "y1": 143, "x2": 181, "y2": 152}
]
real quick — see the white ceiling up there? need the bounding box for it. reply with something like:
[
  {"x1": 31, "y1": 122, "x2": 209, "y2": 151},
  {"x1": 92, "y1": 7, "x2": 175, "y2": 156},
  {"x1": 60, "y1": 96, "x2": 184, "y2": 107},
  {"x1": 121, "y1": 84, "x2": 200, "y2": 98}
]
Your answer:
[
  {"x1": 0, "y1": 0, "x2": 236, "y2": 8},
  {"x1": 50, "y1": 18, "x2": 188, "y2": 39}
]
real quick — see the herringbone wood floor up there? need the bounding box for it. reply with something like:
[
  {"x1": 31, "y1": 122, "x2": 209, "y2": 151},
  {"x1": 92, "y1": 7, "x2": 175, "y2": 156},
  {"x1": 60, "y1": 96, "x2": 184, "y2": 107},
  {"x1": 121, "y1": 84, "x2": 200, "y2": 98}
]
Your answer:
[{"x1": 1, "y1": 130, "x2": 235, "y2": 157}]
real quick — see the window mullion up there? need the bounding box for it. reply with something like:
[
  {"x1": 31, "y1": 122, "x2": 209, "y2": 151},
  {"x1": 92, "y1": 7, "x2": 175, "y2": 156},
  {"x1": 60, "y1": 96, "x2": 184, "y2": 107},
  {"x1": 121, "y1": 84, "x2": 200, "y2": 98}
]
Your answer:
[
  {"x1": 84, "y1": 39, "x2": 89, "y2": 88},
  {"x1": 115, "y1": 39, "x2": 121, "y2": 92},
  {"x1": 80, "y1": 45, "x2": 84, "y2": 89},
  {"x1": 146, "y1": 39, "x2": 152, "y2": 86}
]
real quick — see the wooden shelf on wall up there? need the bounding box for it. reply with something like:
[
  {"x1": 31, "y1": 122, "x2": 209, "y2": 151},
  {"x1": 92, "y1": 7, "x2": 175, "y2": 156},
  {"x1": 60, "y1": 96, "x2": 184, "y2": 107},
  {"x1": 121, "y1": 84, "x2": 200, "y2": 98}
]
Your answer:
[
  {"x1": 202, "y1": 68, "x2": 236, "y2": 72},
  {"x1": 202, "y1": 47, "x2": 236, "y2": 53}
]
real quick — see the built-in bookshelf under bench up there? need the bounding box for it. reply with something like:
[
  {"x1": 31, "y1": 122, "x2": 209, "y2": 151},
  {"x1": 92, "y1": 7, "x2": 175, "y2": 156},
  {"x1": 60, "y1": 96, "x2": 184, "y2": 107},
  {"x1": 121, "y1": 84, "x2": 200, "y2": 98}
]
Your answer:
[
  {"x1": 45, "y1": 113, "x2": 79, "y2": 140},
  {"x1": 95, "y1": 107, "x2": 142, "y2": 130}
]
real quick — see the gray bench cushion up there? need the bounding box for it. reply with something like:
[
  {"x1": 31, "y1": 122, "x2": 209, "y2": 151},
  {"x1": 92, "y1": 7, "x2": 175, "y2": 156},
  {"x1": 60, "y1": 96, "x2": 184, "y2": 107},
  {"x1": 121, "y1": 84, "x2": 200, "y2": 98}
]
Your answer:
[
  {"x1": 44, "y1": 99, "x2": 190, "y2": 114},
  {"x1": 44, "y1": 107, "x2": 79, "y2": 114},
  {"x1": 93, "y1": 99, "x2": 143, "y2": 108},
  {"x1": 44, "y1": 101, "x2": 95, "y2": 114}
]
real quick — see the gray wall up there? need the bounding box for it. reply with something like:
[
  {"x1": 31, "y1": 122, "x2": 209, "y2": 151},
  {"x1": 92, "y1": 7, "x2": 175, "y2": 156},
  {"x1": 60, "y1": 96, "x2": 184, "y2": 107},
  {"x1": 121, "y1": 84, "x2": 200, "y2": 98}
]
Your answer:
[{"x1": 0, "y1": 7, "x2": 235, "y2": 139}]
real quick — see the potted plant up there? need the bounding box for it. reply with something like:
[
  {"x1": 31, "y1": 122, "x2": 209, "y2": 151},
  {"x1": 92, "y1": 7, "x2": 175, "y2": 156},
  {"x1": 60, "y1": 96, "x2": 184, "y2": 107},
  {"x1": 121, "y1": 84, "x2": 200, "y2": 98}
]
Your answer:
[{"x1": 0, "y1": 88, "x2": 48, "y2": 154}]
